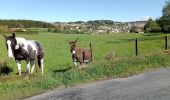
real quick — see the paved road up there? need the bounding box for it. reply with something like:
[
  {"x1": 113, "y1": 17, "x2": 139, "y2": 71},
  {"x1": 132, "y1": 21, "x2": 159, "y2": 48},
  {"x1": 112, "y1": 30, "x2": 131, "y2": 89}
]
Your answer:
[{"x1": 25, "y1": 68, "x2": 170, "y2": 100}]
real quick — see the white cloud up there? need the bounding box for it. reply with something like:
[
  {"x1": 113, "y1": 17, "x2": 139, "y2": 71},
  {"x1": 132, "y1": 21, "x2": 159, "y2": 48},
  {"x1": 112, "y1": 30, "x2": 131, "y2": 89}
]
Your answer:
[
  {"x1": 140, "y1": 16, "x2": 151, "y2": 21},
  {"x1": 135, "y1": 16, "x2": 155, "y2": 21}
]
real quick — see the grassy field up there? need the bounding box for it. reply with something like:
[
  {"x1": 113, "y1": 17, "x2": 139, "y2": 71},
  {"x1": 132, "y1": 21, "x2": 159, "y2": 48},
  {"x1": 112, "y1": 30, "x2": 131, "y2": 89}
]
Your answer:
[{"x1": 0, "y1": 32, "x2": 170, "y2": 99}]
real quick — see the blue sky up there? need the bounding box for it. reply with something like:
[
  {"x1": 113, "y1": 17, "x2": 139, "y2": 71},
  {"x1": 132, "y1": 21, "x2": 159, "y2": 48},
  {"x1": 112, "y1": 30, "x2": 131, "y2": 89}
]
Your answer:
[{"x1": 0, "y1": 0, "x2": 166, "y2": 22}]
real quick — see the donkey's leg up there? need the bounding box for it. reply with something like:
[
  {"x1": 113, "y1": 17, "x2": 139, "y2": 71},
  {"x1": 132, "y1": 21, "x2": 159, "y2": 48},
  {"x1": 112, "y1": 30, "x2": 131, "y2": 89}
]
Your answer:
[
  {"x1": 16, "y1": 60, "x2": 22, "y2": 75},
  {"x1": 73, "y1": 57, "x2": 78, "y2": 66},
  {"x1": 30, "y1": 60, "x2": 35, "y2": 74},
  {"x1": 74, "y1": 61, "x2": 77, "y2": 66},
  {"x1": 79, "y1": 60, "x2": 83, "y2": 69},
  {"x1": 72, "y1": 54, "x2": 77, "y2": 66}
]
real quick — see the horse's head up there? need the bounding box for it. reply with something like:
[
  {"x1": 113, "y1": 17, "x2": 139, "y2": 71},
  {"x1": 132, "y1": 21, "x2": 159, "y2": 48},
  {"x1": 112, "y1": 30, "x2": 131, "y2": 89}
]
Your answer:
[
  {"x1": 3, "y1": 33, "x2": 17, "y2": 59},
  {"x1": 68, "y1": 38, "x2": 78, "y2": 54}
]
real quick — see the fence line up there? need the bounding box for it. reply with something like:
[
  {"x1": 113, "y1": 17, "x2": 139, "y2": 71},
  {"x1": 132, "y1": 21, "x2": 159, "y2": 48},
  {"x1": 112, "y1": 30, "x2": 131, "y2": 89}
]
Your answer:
[
  {"x1": 165, "y1": 35, "x2": 168, "y2": 51},
  {"x1": 135, "y1": 38, "x2": 138, "y2": 56},
  {"x1": 134, "y1": 35, "x2": 169, "y2": 56}
]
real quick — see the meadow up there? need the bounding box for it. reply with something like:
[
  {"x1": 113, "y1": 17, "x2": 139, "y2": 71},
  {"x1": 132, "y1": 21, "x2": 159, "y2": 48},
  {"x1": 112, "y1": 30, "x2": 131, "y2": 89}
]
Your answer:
[{"x1": 0, "y1": 32, "x2": 170, "y2": 99}]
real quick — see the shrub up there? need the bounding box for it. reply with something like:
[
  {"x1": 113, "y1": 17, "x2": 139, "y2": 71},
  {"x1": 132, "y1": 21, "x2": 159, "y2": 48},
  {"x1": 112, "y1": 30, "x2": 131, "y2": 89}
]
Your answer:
[
  {"x1": 144, "y1": 18, "x2": 161, "y2": 33},
  {"x1": 105, "y1": 51, "x2": 115, "y2": 62},
  {"x1": 0, "y1": 25, "x2": 9, "y2": 32}
]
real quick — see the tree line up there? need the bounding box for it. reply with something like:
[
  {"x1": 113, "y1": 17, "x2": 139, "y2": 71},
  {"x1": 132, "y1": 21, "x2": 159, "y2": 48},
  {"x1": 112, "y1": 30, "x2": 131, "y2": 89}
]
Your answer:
[{"x1": 0, "y1": 19, "x2": 54, "y2": 28}]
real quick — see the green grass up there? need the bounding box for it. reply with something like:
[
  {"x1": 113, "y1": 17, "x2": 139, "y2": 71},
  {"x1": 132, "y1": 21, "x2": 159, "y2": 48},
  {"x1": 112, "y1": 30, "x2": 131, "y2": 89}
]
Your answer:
[{"x1": 0, "y1": 32, "x2": 170, "y2": 99}]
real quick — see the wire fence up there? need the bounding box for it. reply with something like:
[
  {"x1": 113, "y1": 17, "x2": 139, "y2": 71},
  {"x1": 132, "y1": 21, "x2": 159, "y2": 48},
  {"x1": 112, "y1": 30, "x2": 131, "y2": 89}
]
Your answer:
[{"x1": 134, "y1": 35, "x2": 169, "y2": 56}]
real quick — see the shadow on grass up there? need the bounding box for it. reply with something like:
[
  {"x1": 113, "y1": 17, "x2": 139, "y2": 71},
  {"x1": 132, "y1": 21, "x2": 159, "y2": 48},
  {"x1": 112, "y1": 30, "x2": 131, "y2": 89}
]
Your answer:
[
  {"x1": 106, "y1": 39, "x2": 134, "y2": 44},
  {"x1": 107, "y1": 35, "x2": 167, "y2": 44},
  {"x1": 143, "y1": 33, "x2": 162, "y2": 36},
  {"x1": 0, "y1": 61, "x2": 13, "y2": 75},
  {"x1": 53, "y1": 66, "x2": 73, "y2": 74}
]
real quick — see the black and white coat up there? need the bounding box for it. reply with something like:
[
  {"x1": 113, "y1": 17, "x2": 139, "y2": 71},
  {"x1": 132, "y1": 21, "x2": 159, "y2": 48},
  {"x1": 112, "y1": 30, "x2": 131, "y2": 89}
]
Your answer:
[{"x1": 3, "y1": 33, "x2": 44, "y2": 75}]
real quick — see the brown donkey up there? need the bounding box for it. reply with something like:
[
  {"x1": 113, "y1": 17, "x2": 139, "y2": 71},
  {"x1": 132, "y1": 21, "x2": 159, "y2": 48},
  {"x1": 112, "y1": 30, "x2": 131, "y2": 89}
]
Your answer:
[{"x1": 68, "y1": 38, "x2": 92, "y2": 69}]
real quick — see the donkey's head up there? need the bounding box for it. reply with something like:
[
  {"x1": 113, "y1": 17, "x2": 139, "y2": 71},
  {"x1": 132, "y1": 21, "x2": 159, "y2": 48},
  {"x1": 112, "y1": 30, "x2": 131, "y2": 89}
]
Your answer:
[
  {"x1": 68, "y1": 38, "x2": 78, "y2": 54},
  {"x1": 3, "y1": 33, "x2": 17, "y2": 59}
]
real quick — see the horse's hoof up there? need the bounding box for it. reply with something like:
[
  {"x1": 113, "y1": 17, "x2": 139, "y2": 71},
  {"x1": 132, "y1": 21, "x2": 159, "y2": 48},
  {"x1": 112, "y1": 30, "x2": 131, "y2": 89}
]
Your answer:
[{"x1": 22, "y1": 74, "x2": 30, "y2": 79}]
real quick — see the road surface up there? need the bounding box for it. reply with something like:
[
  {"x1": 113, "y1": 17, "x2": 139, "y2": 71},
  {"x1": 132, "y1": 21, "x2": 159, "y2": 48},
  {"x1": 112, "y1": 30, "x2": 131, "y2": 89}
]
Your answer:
[{"x1": 25, "y1": 68, "x2": 170, "y2": 100}]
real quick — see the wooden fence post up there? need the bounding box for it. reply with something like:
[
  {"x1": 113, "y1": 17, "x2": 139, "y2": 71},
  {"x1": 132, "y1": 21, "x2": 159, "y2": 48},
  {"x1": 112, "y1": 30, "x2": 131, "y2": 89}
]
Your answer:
[
  {"x1": 165, "y1": 35, "x2": 168, "y2": 52},
  {"x1": 135, "y1": 38, "x2": 138, "y2": 56}
]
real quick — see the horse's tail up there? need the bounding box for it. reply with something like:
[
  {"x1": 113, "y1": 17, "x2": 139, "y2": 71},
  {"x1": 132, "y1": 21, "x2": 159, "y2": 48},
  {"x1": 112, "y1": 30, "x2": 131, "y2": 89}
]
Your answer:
[
  {"x1": 35, "y1": 41, "x2": 44, "y2": 75},
  {"x1": 37, "y1": 59, "x2": 41, "y2": 68},
  {"x1": 90, "y1": 43, "x2": 92, "y2": 62},
  {"x1": 35, "y1": 41, "x2": 44, "y2": 68}
]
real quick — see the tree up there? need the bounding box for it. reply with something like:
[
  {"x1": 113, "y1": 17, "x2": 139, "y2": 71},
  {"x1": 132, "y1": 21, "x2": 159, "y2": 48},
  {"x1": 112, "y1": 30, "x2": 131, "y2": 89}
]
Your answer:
[
  {"x1": 158, "y1": 0, "x2": 170, "y2": 32},
  {"x1": 158, "y1": 16, "x2": 170, "y2": 32},
  {"x1": 163, "y1": 0, "x2": 170, "y2": 17},
  {"x1": 130, "y1": 26, "x2": 139, "y2": 33},
  {"x1": 144, "y1": 18, "x2": 161, "y2": 33}
]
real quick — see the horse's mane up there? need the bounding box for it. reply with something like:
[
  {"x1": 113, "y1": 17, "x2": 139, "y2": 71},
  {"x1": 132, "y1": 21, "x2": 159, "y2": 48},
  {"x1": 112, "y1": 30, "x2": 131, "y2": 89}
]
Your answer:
[{"x1": 15, "y1": 37, "x2": 28, "y2": 52}]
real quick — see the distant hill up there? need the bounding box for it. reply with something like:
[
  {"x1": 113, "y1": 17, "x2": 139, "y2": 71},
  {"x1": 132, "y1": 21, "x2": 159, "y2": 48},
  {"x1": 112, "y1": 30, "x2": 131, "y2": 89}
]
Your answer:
[
  {"x1": 87, "y1": 20, "x2": 122, "y2": 26},
  {"x1": 55, "y1": 20, "x2": 123, "y2": 26},
  {"x1": 125, "y1": 21, "x2": 147, "y2": 25},
  {"x1": 0, "y1": 19, "x2": 54, "y2": 28}
]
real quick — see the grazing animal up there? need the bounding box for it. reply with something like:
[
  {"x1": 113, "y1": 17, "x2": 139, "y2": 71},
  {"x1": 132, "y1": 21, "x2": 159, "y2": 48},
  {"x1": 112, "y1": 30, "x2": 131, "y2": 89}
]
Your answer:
[
  {"x1": 3, "y1": 33, "x2": 44, "y2": 75},
  {"x1": 68, "y1": 38, "x2": 92, "y2": 68}
]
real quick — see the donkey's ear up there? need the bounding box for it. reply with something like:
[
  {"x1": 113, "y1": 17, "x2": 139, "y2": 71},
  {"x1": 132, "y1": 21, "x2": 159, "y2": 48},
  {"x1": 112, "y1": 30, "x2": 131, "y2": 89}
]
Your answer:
[
  {"x1": 75, "y1": 38, "x2": 78, "y2": 43},
  {"x1": 12, "y1": 33, "x2": 15, "y2": 38},
  {"x1": 3, "y1": 33, "x2": 7, "y2": 39}
]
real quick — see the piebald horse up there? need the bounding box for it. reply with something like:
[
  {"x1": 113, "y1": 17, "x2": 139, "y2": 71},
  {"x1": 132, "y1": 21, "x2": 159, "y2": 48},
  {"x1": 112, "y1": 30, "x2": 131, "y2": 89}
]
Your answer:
[{"x1": 3, "y1": 33, "x2": 44, "y2": 75}]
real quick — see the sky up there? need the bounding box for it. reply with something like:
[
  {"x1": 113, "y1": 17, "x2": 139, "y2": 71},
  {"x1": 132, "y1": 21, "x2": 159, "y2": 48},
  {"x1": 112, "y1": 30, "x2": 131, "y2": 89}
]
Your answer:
[{"x1": 0, "y1": 0, "x2": 166, "y2": 22}]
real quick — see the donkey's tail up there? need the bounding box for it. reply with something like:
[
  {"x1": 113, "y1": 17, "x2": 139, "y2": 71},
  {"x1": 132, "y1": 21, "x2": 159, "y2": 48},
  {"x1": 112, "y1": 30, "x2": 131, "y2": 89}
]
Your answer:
[{"x1": 90, "y1": 43, "x2": 93, "y2": 61}]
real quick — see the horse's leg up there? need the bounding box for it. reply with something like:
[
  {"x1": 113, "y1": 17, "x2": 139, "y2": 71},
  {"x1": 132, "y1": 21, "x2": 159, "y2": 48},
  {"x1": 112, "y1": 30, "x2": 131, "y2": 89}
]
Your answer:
[
  {"x1": 37, "y1": 58, "x2": 44, "y2": 75},
  {"x1": 41, "y1": 59, "x2": 44, "y2": 75},
  {"x1": 30, "y1": 60, "x2": 35, "y2": 74},
  {"x1": 16, "y1": 60, "x2": 21, "y2": 75},
  {"x1": 26, "y1": 61, "x2": 31, "y2": 74}
]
